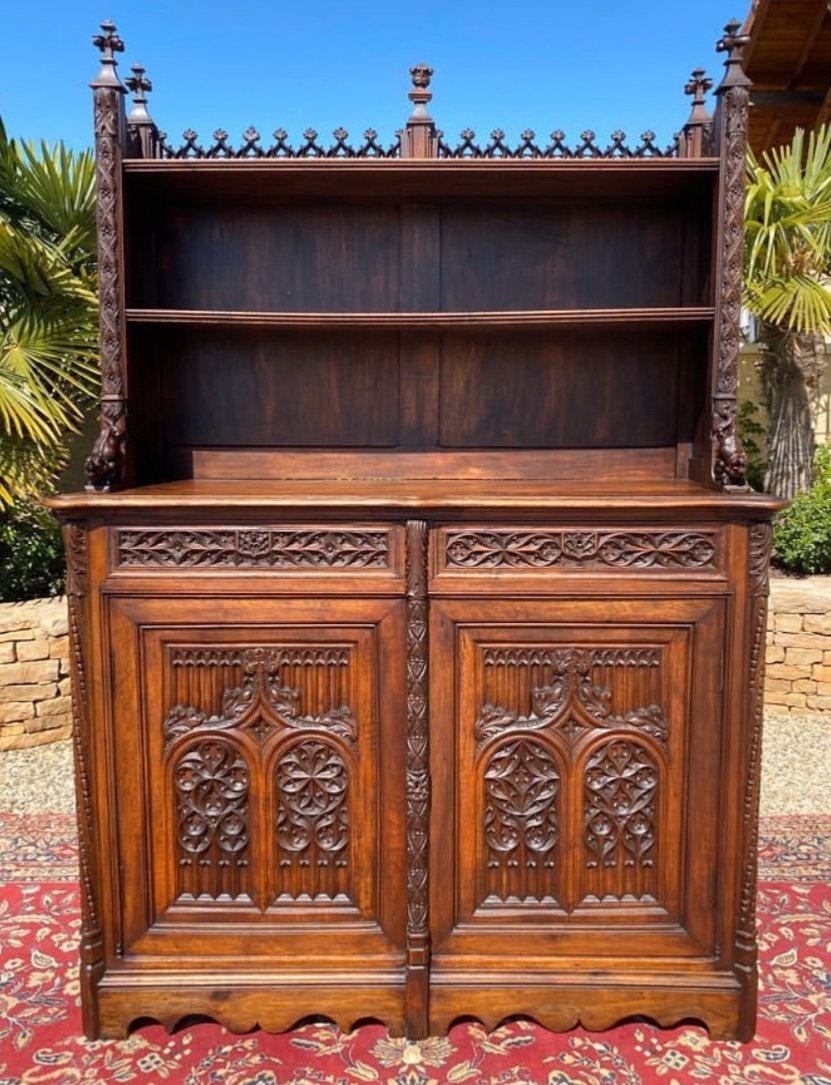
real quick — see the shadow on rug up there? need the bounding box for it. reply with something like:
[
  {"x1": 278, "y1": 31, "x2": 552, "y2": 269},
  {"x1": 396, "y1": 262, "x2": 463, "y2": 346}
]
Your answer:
[{"x1": 1, "y1": 813, "x2": 829, "y2": 1084}]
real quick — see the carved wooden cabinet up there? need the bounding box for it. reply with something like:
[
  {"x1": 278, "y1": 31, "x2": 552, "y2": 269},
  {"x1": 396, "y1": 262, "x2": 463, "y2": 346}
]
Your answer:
[{"x1": 48, "y1": 22, "x2": 783, "y2": 1041}]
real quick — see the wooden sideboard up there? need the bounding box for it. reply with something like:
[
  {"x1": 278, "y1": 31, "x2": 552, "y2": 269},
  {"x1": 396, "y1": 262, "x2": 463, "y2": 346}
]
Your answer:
[{"x1": 48, "y1": 21, "x2": 783, "y2": 1041}]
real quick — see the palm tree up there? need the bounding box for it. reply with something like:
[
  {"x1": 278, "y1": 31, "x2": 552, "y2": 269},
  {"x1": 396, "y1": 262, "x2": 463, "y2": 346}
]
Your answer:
[
  {"x1": 0, "y1": 118, "x2": 99, "y2": 507},
  {"x1": 744, "y1": 123, "x2": 831, "y2": 499}
]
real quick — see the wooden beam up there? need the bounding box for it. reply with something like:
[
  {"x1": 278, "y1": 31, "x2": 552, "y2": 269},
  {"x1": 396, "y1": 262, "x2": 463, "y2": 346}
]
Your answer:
[{"x1": 789, "y1": 2, "x2": 830, "y2": 90}]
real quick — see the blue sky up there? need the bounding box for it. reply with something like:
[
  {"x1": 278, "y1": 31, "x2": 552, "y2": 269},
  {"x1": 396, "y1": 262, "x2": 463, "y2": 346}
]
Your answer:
[{"x1": 1, "y1": 0, "x2": 746, "y2": 152}]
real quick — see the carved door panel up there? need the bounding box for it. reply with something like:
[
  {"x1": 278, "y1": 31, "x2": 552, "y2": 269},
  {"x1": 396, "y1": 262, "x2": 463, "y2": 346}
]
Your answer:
[
  {"x1": 108, "y1": 596, "x2": 405, "y2": 968},
  {"x1": 430, "y1": 596, "x2": 726, "y2": 968}
]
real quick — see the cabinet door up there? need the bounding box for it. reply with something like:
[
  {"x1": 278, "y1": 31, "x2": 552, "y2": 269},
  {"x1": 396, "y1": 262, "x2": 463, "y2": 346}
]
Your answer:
[
  {"x1": 430, "y1": 596, "x2": 725, "y2": 973},
  {"x1": 108, "y1": 595, "x2": 405, "y2": 970}
]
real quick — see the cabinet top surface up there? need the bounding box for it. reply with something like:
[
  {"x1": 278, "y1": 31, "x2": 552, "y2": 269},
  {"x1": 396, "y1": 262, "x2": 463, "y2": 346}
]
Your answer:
[{"x1": 46, "y1": 479, "x2": 784, "y2": 516}]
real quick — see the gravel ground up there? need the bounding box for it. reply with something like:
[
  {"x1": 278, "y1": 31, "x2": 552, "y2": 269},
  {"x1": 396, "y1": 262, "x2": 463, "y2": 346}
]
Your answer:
[{"x1": 1, "y1": 711, "x2": 829, "y2": 816}]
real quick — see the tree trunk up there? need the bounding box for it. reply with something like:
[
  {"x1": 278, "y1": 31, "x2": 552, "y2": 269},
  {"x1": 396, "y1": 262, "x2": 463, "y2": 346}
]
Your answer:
[{"x1": 758, "y1": 324, "x2": 823, "y2": 499}]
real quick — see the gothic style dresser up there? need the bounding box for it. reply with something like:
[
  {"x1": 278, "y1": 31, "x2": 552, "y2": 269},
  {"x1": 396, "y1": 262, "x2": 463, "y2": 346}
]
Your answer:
[{"x1": 49, "y1": 21, "x2": 783, "y2": 1041}]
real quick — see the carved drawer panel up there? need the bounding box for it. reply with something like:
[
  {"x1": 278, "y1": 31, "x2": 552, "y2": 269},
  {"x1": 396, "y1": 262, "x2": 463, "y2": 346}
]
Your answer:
[
  {"x1": 109, "y1": 524, "x2": 404, "y2": 582},
  {"x1": 431, "y1": 524, "x2": 725, "y2": 587},
  {"x1": 430, "y1": 596, "x2": 726, "y2": 964}
]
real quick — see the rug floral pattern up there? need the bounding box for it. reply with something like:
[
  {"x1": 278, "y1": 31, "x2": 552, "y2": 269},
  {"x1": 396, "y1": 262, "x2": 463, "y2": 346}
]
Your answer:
[{"x1": 1, "y1": 813, "x2": 829, "y2": 1084}]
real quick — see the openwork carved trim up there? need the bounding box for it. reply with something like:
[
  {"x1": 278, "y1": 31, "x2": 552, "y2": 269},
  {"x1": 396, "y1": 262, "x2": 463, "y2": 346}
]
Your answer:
[
  {"x1": 159, "y1": 127, "x2": 401, "y2": 159},
  {"x1": 444, "y1": 529, "x2": 718, "y2": 571},
  {"x1": 405, "y1": 520, "x2": 429, "y2": 941},
  {"x1": 163, "y1": 647, "x2": 357, "y2": 749},
  {"x1": 154, "y1": 125, "x2": 679, "y2": 160},
  {"x1": 483, "y1": 738, "x2": 560, "y2": 904},
  {"x1": 584, "y1": 740, "x2": 658, "y2": 872},
  {"x1": 174, "y1": 739, "x2": 250, "y2": 900},
  {"x1": 475, "y1": 648, "x2": 669, "y2": 751},
  {"x1": 438, "y1": 128, "x2": 679, "y2": 158},
  {"x1": 116, "y1": 527, "x2": 391, "y2": 569},
  {"x1": 275, "y1": 739, "x2": 350, "y2": 901},
  {"x1": 86, "y1": 80, "x2": 127, "y2": 490}
]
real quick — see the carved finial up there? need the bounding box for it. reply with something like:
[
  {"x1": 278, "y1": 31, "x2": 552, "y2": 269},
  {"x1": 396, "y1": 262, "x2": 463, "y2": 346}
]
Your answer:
[
  {"x1": 715, "y1": 18, "x2": 751, "y2": 90},
  {"x1": 125, "y1": 63, "x2": 153, "y2": 123},
  {"x1": 91, "y1": 20, "x2": 125, "y2": 88},
  {"x1": 408, "y1": 63, "x2": 434, "y2": 120},
  {"x1": 685, "y1": 68, "x2": 713, "y2": 123},
  {"x1": 402, "y1": 63, "x2": 437, "y2": 158}
]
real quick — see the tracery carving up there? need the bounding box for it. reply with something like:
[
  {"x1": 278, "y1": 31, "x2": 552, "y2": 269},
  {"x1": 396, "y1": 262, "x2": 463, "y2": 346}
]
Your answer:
[
  {"x1": 584, "y1": 740, "x2": 658, "y2": 872},
  {"x1": 275, "y1": 740, "x2": 350, "y2": 899},
  {"x1": 444, "y1": 529, "x2": 717, "y2": 571},
  {"x1": 173, "y1": 740, "x2": 250, "y2": 900},
  {"x1": 116, "y1": 527, "x2": 391, "y2": 569},
  {"x1": 475, "y1": 648, "x2": 669, "y2": 750},
  {"x1": 483, "y1": 648, "x2": 660, "y2": 669},
  {"x1": 483, "y1": 738, "x2": 560, "y2": 903},
  {"x1": 163, "y1": 647, "x2": 357, "y2": 749}
]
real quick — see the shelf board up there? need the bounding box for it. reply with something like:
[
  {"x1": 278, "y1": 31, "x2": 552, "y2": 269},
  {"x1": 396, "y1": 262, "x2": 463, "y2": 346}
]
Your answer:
[
  {"x1": 123, "y1": 158, "x2": 719, "y2": 199},
  {"x1": 126, "y1": 307, "x2": 715, "y2": 330}
]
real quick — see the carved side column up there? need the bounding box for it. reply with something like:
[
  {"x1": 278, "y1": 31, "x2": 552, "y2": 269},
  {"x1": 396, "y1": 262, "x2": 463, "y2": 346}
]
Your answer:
[
  {"x1": 86, "y1": 22, "x2": 128, "y2": 491},
  {"x1": 405, "y1": 520, "x2": 430, "y2": 1037},
  {"x1": 734, "y1": 520, "x2": 772, "y2": 1039},
  {"x1": 63, "y1": 522, "x2": 103, "y2": 1038},
  {"x1": 711, "y1": 21, "x2": 751, "y2": 491}
]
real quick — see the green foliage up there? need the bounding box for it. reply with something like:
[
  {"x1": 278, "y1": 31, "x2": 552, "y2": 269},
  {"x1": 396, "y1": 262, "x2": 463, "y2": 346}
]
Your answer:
[
  {"x1": 0, "y1": 116, "x2": 98, "y2": 507},
  {"x1": 773, "y1": 445, "x2": 831, "y2": 574},
  {"x1": 738, "y1": 400, "x2": 767, "y2": 492},
  {"x1": 0, "y1": 499, "x2": 65, "y2": 601},
  {"x1": 744, "y1": 124, "x2": 831, "y2": 336}
]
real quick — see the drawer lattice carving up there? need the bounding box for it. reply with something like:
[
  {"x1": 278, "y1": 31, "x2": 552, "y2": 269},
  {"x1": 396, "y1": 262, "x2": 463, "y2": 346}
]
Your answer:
[
  {"x1": 444, "y1": 529, "x2": 718, "y2": 571},
  {"x1": 116, "y1": 527, "x2": 391, "y2": 569}
]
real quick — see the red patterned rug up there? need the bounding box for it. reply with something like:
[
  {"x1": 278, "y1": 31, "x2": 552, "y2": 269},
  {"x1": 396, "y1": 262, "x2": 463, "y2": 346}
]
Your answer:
[{"x1": 1, "y1": 812, "x2": 830, "y2": 1084}]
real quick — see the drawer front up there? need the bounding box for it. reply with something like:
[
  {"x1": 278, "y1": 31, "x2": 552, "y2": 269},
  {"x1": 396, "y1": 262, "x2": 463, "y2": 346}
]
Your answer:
[
  {"x1": 107, "y1": 523, "x2": 404, "y2": 590},
  {"x1": 431, "y1": 523, "x2": 727, "y2": 591}
]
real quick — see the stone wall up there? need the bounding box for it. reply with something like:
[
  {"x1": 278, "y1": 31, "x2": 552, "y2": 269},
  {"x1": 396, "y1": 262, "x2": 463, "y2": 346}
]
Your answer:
[
  {"x1": 0, "y1": 598, "x2": 71, "y2": 750},
  {"x1": 765, "y1": 577, "x2": 831, "y2": 714}
]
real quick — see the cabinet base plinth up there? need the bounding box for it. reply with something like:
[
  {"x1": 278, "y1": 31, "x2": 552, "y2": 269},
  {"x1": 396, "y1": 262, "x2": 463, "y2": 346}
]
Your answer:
[{"x1": 95, "y1": 981, "x2": 407, "y2": 1040}]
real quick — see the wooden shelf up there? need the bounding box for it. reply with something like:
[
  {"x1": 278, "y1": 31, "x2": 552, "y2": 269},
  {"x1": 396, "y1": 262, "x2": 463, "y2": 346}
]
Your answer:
[
  {"x1": 126, "y1": 307, "x2": 715, "y2": 330},
  {"x1": 123, "y1": 158, "x2": 720, "y2": 199}
]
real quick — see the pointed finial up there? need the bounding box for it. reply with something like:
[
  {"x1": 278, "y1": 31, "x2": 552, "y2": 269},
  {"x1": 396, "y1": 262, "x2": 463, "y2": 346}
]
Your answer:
[
  {"x1": 715, "y1": 18, "x2": 751, "y2": 89},
  {"x1": 125, "y1": 63, "x2": 153, "y2": 123},
  {"x1": 684, "y1": 68, "x2": 713, "y2": 124},
  {"x1": 408, "y1": 63, "x2": 434, "y2": 120},
  {"x1": 91, "y1": 20, "x2": 125, "y2": 88}
]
